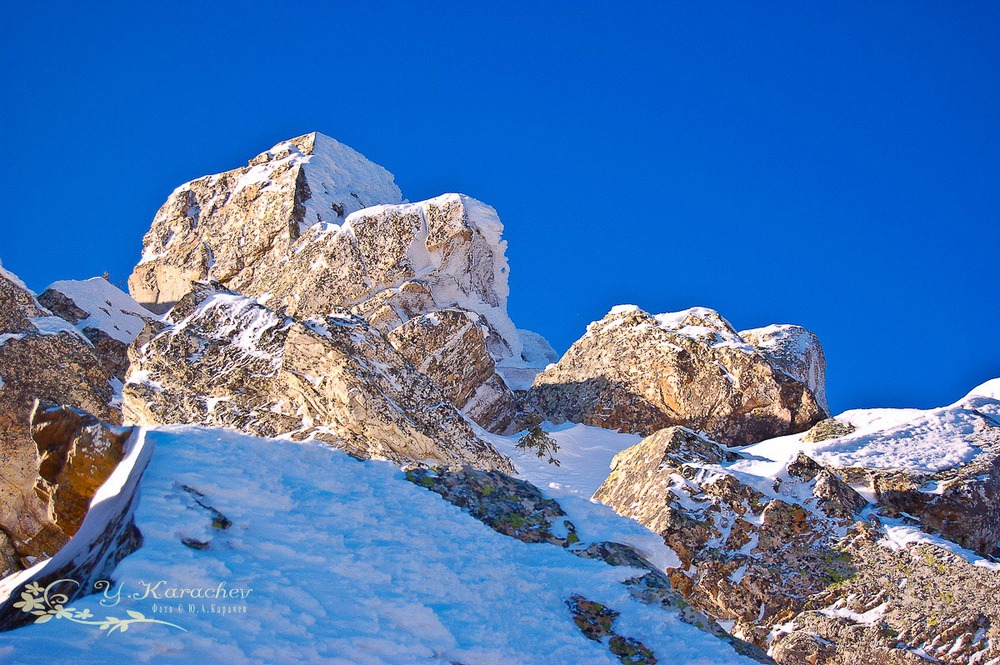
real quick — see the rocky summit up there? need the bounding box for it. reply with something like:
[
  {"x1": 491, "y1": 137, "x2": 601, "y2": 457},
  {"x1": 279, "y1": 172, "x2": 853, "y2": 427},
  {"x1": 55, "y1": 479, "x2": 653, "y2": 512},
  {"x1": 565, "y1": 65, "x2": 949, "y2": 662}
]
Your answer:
[{"x1": 0, "y1": 133, "x2": 997, "y2": 664}]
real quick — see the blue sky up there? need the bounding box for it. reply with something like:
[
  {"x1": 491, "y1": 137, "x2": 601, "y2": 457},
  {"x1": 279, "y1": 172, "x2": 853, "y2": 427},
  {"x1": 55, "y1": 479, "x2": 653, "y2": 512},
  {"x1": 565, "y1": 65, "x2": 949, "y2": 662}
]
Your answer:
[{"x1": 2, "y1": 2, "x2": 998, "y2": 412}]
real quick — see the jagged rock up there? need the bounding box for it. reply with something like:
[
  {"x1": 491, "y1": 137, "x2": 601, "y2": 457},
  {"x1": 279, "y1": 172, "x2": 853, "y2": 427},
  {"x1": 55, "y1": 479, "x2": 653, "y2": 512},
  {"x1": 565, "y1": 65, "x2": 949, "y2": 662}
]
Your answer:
[
  {"x1": 529, "y1": 305, "x2": 827, "y2": 445},
  {"x1": 30, "y1": 401, "x2": 134, "y2": 535},
  {"x1": 740, "y1": 324, "x2": 829, "y2": 415},
  {"x1": 127, "y1": 133, "x2": 541, "y2": 431},
  {"x1": 38, "y1": 277, "x2": 155, "y2": 381},
  {"x1": 128, "y1": 132, "x2": 403, "y2": 315},
  {"x1": 787, "y1": 454, "x2": 868, "y2": 519},
  {"x1": 768, "y1": 537, "x2": 1000, "y2": 664},
  {"x1": 0, "y1": 262, "x2": 121, "y2": 576},
  {"x1": 123, "y1": 284, "x2": 512, "y2": 472},
  {"x1": 387, "y1": 308, "x2": 517, "y2": 432},
  {"x1": 593, "y1": 427, "x2": 867, "y2": 643}
]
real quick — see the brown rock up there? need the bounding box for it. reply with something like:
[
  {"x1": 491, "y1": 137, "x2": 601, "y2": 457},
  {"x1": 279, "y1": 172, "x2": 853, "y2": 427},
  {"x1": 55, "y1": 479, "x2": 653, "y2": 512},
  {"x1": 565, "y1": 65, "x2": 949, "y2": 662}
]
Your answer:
[
  {"x1": 30, "y1": 400, "x2": 134, "y2": 535},
  {"x1": 529, "y1": 306, "x2": 826, "y2": 446}
]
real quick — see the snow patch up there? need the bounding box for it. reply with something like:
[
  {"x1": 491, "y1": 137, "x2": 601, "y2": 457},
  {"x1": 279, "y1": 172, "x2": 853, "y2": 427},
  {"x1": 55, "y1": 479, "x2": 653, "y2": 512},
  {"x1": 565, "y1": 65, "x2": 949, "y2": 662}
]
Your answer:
[{"x1": 45, "y1": 278, "x2": 155, "y2": 344}]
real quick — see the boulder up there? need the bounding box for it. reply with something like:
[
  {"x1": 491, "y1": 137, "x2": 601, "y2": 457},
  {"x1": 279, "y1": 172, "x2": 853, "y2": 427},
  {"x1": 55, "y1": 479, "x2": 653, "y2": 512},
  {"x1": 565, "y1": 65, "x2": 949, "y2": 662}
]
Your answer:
[
  {"x1": 37, "y1": 277, "x2": 155, "y2": 381},
  {"x1": 740, "y1": 324, "x2": 829, "y2": 415},
  {"x1": 529, "y1": 305, "x2": 827, "y2": 445}
]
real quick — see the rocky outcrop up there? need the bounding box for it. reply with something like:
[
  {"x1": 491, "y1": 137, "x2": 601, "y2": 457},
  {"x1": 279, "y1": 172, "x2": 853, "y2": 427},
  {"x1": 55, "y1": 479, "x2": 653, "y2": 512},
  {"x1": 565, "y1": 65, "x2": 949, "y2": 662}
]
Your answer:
[
  {"x1": 740, "y1": 324, "x2": 829, "y2": 416},
  {"x1": 593, "y1": 428, "x2": 869, "y2": 644},
  {"x1": 128, "y1": 132, "x2": 403, "y2": 315},
  {"x1": 127, "y1": 133, "x2": 543, "y2": 432},
  {"x1": 123, "y1": 283, "x2": 512, "y2": 471},
  {"x1": 529, "y1": 306, "x2": 827, "y2": 445},
  {"x1": 30, "y1": 401, "x2": 134, "y2": 536},
  {"x1": 0, "y1": 421, "x2": 150, "y2": 631},
  {"x1": 592, "y1": 395, "x2": 1000, "y2": 663},
  {"x1": 0, "y1": 262, "x2": 121, "y2": 576},
  {"x1": 38, "y1": 277, "x2": 155, "y2": 381}
]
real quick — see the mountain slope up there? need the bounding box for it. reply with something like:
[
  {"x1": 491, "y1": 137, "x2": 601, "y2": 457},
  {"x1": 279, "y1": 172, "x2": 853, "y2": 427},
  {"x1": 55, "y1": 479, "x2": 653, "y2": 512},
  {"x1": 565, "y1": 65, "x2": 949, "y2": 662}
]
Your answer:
[{"x1": 0, "y1": 426, "x2": 758, "y2": 664}]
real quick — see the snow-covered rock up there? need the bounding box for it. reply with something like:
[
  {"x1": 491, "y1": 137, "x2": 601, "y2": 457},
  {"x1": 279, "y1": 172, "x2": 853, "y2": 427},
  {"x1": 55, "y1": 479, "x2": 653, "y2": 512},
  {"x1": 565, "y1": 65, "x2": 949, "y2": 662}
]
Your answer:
[
  {"x1": 529, "y1": 305, "x2": 827, "y2": 445},
  {"x1": 123, "y1": 283, "x2": 513, "y2": 471},
  {"x1": 740, "y1": 324, "x2": 829, "y2": 415},
  {"x1": 38, "y1": 277, "x2": 156, "y2": 380},
  {"x1": 128, "y1": 133, "x2": 525, "y2": 429},
  {"x1": 743, "y1": 378, "x2": 1000, "y2": 557},
  {"x1": 386, "y1": 308, "x2": 518, "y2": 432},
  {"x1": 590, "y1": 420, "x2": 1000, "y2": 663}
]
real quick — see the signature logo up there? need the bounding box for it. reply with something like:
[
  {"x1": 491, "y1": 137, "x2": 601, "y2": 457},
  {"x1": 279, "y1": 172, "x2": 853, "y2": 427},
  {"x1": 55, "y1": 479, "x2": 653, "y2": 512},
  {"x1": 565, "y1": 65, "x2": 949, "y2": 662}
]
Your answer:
[{"x1": 13, "y1": 579, "x2": 186, "y2": 635}]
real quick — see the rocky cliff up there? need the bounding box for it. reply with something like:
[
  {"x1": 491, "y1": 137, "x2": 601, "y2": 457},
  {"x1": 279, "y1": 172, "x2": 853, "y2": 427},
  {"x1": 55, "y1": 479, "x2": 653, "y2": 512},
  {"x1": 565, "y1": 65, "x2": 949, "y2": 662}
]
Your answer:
[
  {"x1": 127, "y1": 132, "x2": 555, "y2": 431},
  {"x1": 530, "y1": 305, "x2": 827, "y2": 445}
]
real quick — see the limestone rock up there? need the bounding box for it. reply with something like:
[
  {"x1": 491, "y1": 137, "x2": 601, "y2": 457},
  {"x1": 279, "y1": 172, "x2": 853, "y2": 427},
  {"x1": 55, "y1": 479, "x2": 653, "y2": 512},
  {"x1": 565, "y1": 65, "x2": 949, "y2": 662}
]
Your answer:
[
  {"x1": 0, "y1": 262, "x2": 120, "y2": 576},
  {"x1": 123, "y1": 284, "x2": 512, "y2": 472},
  {"x1": 529, "y1": 305, "x2": 827, "y2": 445},
  {"x1": 30, "y1": 400, "x2": 134, "y2": 535}
]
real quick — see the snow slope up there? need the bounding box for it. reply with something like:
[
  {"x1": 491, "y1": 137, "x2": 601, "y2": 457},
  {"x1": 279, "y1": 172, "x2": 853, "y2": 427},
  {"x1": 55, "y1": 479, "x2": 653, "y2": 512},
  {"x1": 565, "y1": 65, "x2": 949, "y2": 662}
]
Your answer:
[
  {"x1": 0, "y1": 427, "x2": 752, "y2": 664},
  {"x1": 740, "y1": 378, "x2": 1000, "y2": 473}
]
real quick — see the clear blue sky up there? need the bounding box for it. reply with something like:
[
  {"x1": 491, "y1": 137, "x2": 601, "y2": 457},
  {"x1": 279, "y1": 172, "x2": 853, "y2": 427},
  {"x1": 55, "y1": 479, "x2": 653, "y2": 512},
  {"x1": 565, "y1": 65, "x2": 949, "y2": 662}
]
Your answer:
[{"x1": 2, "y1": 2, "x2": 998, "y2": 412}]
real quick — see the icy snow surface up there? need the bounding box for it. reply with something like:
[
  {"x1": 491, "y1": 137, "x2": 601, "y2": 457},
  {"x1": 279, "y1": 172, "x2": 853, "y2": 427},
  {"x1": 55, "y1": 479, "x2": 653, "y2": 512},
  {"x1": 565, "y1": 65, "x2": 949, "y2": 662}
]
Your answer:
[
  {"x1": 0, "y1": 426, "x2": 751, "y2": 664},
  {"x1": 740, "y1": 378, "x2": 1000, "y2": 474}
]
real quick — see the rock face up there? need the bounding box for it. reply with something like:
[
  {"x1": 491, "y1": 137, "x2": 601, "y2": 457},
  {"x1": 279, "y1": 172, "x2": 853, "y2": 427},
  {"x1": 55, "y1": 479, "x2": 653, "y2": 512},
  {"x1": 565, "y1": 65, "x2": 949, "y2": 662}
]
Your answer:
[
  {"x1": 0, "y1": 262, "x2": 121, "y2": 576},
  {"x1": 127, "y1": 132, "x2": 546, "y2": 432},
  {"x1": 128, "y1": 132, "x2": 403, "y2": 315},
  {"x1": 30, "y1": 401, "x2": 134, "y2": 536},
  {"x1": 123, "y1": 283, "x2": 513, "y2": 472},
  {"x1": 387, "y1": 309, "x2": 517, "y2": 432},
  {"x1": 0, "y1": 418, "x2": 149, "y2": 632},
  {"x1": 529, "y1": 305, "x2": 827, "y2": 445}
]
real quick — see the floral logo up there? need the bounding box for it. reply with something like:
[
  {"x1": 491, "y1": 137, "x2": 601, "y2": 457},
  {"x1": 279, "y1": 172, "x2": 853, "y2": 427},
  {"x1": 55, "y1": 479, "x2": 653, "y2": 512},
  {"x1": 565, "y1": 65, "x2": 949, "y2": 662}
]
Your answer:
[{"x1": 13, "y1": 579, "x2": 186, "y2": 635}]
